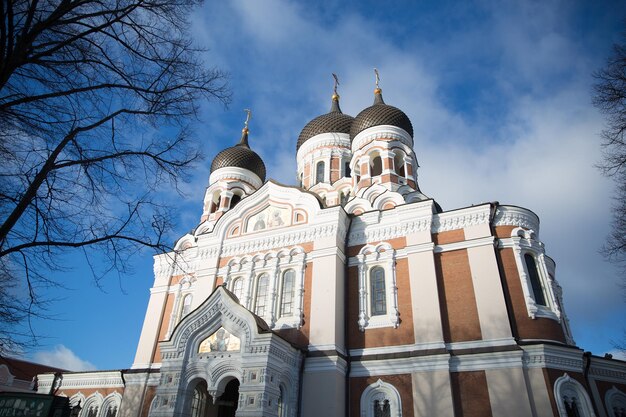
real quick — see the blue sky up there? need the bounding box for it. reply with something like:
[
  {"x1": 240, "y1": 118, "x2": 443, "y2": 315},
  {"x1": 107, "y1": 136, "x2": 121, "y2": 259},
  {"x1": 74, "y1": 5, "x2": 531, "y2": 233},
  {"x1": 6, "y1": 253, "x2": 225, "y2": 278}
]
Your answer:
[{"x1": 24, "y1": 0, "x2": 626, "y2": 370}]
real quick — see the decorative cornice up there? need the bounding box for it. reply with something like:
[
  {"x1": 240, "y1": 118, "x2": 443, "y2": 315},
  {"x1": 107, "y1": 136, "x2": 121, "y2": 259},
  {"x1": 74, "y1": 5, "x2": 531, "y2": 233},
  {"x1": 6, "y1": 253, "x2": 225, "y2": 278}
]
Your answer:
[
  {"x1": 37, "y1": 371, "x2": 125, "y2": 391},
  {"x1": 220, "y1": 223, "x2": 343, "y2": 257},
  {"x1": 296, "y1": 132, "x2": 351, "y2": 163},
  {"x1": 432, "y1": 204, "x2": 491, "y2": 233},
  {"x1": 493, "y1": 206, "x2": 540, "y2": 236},
  {"x1": 348, "y1": 217, "x2": 431, "y2": 245},
  {"x1": 351, "y1": 125, "x2": 413, "y2": 153},
  {"x1": 521, "y1": 345, "x2": 583, "y2": 372},
  {"x1": 209, "y1": 166, "x2": 263, "y2": 189}
]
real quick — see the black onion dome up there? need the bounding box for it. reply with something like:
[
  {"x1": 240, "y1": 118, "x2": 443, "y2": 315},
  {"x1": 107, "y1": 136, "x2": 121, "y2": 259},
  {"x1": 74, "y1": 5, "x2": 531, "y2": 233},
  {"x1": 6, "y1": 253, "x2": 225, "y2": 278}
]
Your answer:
[
  {"x1": 350, "y1": 89, "x2": 413, "y2": 141},
  {"x1": 296, "y1": 96, "x2": 354, "y2": 151},
  {"x1": 210, "y1": 129, "x2": 266, "y2": 182}
]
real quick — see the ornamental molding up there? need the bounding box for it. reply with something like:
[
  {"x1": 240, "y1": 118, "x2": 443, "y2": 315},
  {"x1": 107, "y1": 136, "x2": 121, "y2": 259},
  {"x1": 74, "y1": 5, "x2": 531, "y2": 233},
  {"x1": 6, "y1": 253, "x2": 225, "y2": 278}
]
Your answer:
[
  {"x1": 590, "y1": 367, "x2": 626, "y2": 384},
  {"x1": 431, "y1": 204, "x2": 492, "y2": 232},
  {"x1": 209, "y1": 166, "x2": 263, "y2": 189},
  {"x1": 521, "y1": 346, "x2": 583, "y2": 372},
  {"x1": 220, "y1": 223, "x2": 344, "y2": 258},
  {"x1": 296, "y1": 132, "x2": 351, "y2": 162},
  {"x1": 493, "y1": 206, "x2": 540, "y2": 236},
  {"x1": 352, "y1": 125, "x2": 413, "y2": 153},
  {"x1": 37, "y1": 371, "x2": 124, "y2": 391},
  {"x1": 348, "y1": 218, "x2": 431, "y2": 245}
]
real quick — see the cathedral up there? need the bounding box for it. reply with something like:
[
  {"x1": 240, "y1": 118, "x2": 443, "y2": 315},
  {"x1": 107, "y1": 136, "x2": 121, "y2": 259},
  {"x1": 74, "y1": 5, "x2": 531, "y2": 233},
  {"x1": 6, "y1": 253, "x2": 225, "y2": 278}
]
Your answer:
[{"x1": 36, "y1": 75, "x2": 626, "y2": 417}]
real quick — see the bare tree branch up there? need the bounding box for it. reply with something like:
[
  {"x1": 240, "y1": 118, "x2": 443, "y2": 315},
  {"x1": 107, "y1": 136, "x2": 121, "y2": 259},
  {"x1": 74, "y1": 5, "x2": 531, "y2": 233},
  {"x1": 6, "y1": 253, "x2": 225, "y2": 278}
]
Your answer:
[{"x1": 0, "y1": 0, "x2": 229, "y2": 354}]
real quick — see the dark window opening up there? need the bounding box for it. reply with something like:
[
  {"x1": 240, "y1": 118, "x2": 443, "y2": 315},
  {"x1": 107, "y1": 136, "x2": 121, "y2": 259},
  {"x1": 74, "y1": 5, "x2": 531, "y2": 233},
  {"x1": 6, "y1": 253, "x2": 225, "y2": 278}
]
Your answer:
[
  {"x1": 370, "y1": 267, "x2": 387, "y2": 316},
  {"x1": 370, "y1": 156, "x2": 382, "y2": 177},
  {"x1": 230, "y1": 194, "x2": 241, "y2": 208},
  {"x1": 316, "y1": 161, "x2": 325, "y2": 184},
  {"x1": 524, "y1": 254, "x2": 546, "y2": 306}
]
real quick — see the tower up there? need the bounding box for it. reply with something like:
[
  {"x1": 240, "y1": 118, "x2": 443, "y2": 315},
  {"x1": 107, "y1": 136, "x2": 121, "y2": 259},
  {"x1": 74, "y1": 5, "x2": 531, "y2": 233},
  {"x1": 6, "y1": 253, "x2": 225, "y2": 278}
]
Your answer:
[
  {"x1": 200, "y1": 110, "x2": 266, "y2": 223},
  {"x1": 296, "y1": 75, "x2": 354, "y2": 207},
  {"x1": 344, "y1": 70, "x2": 429, "y2": 215}
]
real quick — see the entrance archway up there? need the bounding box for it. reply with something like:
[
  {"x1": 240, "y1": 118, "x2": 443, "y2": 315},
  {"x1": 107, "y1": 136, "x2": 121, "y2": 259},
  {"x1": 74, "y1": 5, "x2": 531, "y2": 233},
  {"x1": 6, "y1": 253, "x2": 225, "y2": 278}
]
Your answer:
[
  {"x1": 214, "y1": 379, "x2": 239, "y2": 417},
  {"x1": 191, "y1": 379, "x2": 239, "y2": 417}
]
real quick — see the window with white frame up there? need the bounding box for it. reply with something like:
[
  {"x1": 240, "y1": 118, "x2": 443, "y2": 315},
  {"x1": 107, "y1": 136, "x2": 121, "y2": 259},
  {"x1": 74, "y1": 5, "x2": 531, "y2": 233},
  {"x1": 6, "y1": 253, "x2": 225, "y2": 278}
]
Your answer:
[
  {"x1": 254, "y1": 273, "x2": 269, "y2": 317},
  {"x1": 370, "y1": 267, "x2": 387, "y2": 316},
  {"x1": 231, "y1": 277, "x2": 244, "y2": 302},
  {"x1": 360, "y1": 379, "x2": 402, "y2": 417},
  {"x1": 370, "y1": 154, "x2": 382, "y2": 177},
  {"x1": 279, "y1": 269, "x2": 295, "y2": 317},
  {"x1": 316, "y1": 161, "x2": 325, "y2": 184},
  {"x1": 393, "y1": 150, "x2": 405, "y2": 177},
  {"x1": 100, "y1": 395, "x2": 121, "y2": 417},
  {"x1": 222, "y1": 248, "x2": 307, "y2": 329},
  {"x1": 80, "y1": 395, "x2": 102, "y2": 417},
  {"x1": 355, "y1": 242, "x2": 399, "y2": 331},
  {"x1": 509, "y1": 228, "x2": 562, "y2": 321},
  {"x1": 524, "y1": 254, "x2": 547, "y2": 306},
  {"x1": 554, "y1": 373, "x2": 595, "y2": 417},
  {"x1": 606, "y1": 387, "x2": 626, "y2": 417}
]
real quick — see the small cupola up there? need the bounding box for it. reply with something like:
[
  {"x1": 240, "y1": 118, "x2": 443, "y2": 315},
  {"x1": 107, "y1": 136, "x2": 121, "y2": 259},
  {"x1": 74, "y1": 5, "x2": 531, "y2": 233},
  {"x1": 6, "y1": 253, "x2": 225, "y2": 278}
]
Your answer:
[
  {"x1": 350, "y1": 71, "x2": 413, "y2": 143},
  {"x1": 201, "y1": 110, "x2": 266, "y2": 223},
  {"x1": 211, "y1": 116, "x2": 266, "y2": 183},
  {"x1": 296, "y1": 74, "x2": 354, "y2": 196}
]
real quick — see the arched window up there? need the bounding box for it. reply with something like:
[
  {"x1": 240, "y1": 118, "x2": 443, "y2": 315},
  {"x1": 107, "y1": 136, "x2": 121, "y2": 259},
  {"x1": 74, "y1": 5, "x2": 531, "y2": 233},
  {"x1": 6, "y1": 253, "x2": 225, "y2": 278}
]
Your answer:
[
  {"x1": 344, "y1": 161, "x2": 351, "y2": 177},
  {"x1": 606, "y1": 387, "x2": 626, "y2": 417},
  {"x1": 374, "y1": 399, "x2": 391, "y2": 417},
  {"x1": 554, "y1": 374, "x2": 594, "y2": 417},
  {"x1": 394, "y1": 152, "x2": 405, "y2": 177},
  {"x1": 361, "y1": 379, "x2": 402, "y2": 417},
  {"x1": 105, "y1": 405, "x2": 117, "y2": 417},
  {"x1": 232, "y1": 278, "x2": 244, "y2": 302},
  {"x1": 87, "y1": 406, "x2": 98, "y2": 417},
  {"x1": 191, "y1": 382, "x2": 207, "y2": 417},
  {"x1": 370, "y1": 267, "x2": 387, "y2": 316},
  {"x1": 524, "y1": 254, "x2": 546, "y2": 306},
  {"x1": 230, "y1": 194, "x2": 241, "y2": 209},
  {"x1": 278, "y1": 385, "x2": 286, "y2": 417},
  {"x1": 80, "y1": 395, "x2": 102, "y2": 417},
  {"x1": 280, "y1": 270, "x2": 295, "y2": 317},
  {"x1": 181, "y1": 294, "x2": 193, "y2": 317},
  {"x1": 254, "y1": 273, "x2": 269, "y2": 316},
  {"x1": 316, "y1": 161, "x2": 325, "y2": 184},
  {"x1": 370, "y1": 155, "x2": 382, "y2": 177}
]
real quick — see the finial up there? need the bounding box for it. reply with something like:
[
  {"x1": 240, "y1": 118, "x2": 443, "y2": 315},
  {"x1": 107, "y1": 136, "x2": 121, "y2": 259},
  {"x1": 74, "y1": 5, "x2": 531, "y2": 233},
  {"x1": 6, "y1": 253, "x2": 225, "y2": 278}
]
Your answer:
[
  {"x1": 330, "y1": 73, "x2": 343, "y2": 113},
  {"x1": 243, "y1": 109, "x2": 252, "y2": 130},
  {"x1": 374, "y1": 68, "x2": 381, "y2": 93},
  {"x1": 238, "y1": 109, "x2": 251, "y2": 146},
  {"x1": 373, "y1": 68, "x2": 384, "y2": 104},
  {"x1": 332, "y1": 73, "x2": 340, "y2": 100}
]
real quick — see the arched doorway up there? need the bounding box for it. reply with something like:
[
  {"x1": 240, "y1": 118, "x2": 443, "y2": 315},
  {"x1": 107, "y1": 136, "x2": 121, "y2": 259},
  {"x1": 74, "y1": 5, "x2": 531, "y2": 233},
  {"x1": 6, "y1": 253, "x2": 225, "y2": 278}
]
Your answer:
[
  {"x1": 215, "y1": 379, "x2": 239, "y2": 417},
  {"x1": 190, "y1": 379, "x2": 239, "y2": 417}
]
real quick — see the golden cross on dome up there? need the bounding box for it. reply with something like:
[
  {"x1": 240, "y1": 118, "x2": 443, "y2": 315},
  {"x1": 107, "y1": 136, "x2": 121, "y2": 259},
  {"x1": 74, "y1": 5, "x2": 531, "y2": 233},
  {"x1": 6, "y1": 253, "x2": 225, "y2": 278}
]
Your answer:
[
  {"x1": 332, "y1": 73, "x2": 340, "y2": 95},
  {"x1": 244, "y1": 109, "x2": 252, "y2": 129},
  {"x1": 374, "y1": 68, "x2": 381, "y2": 89}
]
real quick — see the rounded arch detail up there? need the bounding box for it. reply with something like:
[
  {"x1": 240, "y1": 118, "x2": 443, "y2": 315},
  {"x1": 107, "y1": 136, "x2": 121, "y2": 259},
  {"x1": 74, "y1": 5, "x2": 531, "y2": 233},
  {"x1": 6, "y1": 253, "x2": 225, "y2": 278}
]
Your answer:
[{"x1": 360, "y1": 379, "x2": 402, "y2": 417}]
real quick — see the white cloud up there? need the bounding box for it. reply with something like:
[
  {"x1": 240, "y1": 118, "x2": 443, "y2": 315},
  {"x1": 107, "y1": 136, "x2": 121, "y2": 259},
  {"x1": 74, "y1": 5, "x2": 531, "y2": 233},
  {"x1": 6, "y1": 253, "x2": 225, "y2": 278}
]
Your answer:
[
  {"x1": 188, "y1": 0, "x2": 625, "y2": 354},
  {"x1": 32, "y1": 345, "x2": 97, "y2": 372}
]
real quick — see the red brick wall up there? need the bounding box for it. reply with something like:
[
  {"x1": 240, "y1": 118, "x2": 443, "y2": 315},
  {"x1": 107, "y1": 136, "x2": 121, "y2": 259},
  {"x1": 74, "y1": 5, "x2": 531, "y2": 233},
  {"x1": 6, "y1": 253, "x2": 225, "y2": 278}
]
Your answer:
[
  {"x1": 434, "y1": 250, "x2": 482, "y2": 343},
  {"x1": 451, "y1": 371, "x2": 493, "y2": 417}
]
